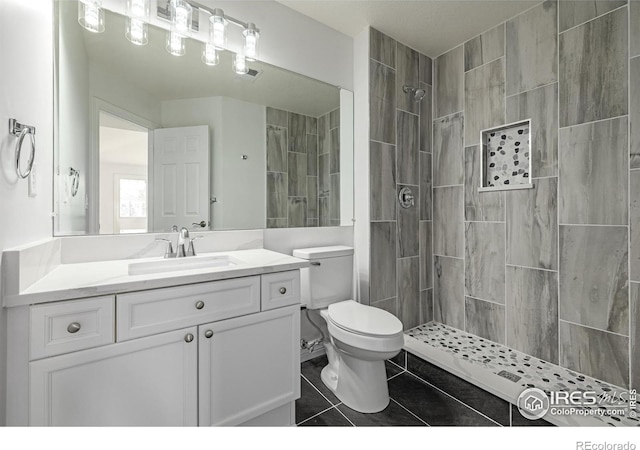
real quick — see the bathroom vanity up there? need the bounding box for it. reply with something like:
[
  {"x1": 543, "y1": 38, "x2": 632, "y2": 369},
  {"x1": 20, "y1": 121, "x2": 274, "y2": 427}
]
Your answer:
[{"x1": 4, "y1": 246, "x2": 307, "y2": 426}]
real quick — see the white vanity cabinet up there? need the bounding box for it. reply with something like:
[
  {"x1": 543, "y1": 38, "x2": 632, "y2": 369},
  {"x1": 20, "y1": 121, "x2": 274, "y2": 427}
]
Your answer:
[
  {"x1": 30, "y1": 327, "x2": 199, "y2": 426},
  {"x1": 23, "y1": 271, "x2": 301, "y2": 427},
  {"x1": 198, "y1": 305, "x2": 300, "y2": 426}
]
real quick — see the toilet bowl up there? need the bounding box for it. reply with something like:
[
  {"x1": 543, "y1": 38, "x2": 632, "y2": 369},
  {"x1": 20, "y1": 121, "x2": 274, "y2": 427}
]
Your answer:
[{"x1": 293, "y1": 246, "x2": 404, "y2": 413}]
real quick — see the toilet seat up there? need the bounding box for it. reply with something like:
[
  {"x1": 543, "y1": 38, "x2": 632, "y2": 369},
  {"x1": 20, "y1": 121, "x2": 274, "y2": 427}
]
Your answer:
[
  {"x1": 322, "y1": 300, "x2": 404, "y2": 353},
  {"x1": 327, "y1": 300, "x2": 403, "y2": 337}
]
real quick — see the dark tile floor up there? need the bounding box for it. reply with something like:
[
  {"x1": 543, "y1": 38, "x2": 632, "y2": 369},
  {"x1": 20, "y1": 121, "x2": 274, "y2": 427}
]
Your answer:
[{"x1": 296, "y1": 351, "x2": 553, "y2": 427}]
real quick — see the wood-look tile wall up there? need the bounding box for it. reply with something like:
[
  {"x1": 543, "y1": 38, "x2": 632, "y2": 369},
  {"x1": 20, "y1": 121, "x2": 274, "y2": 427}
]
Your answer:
[
  {"x1": 266, "y1": 107, "x2": 340, "y2": 228},
  {"x1": 369, "y1": 28, "x2": 433, "y2": 330},
  {"x1": 430, "y1": 0, "x2": 639, "y2": 389}
]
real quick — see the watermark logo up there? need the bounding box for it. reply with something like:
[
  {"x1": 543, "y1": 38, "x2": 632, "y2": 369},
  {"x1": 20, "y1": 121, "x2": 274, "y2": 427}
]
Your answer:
[
  {"x1": 517, "y1": 387, "x2": 550, "y2": 420},
  {"x1": 517, "y1": 387, "x2": 637, "y2": 421}
]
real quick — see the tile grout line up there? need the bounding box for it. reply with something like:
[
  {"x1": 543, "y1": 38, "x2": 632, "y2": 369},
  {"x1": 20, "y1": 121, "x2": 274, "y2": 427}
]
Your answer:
[
  {"x1": 466, "y1": 294, "x2": 506, "y2": 308},
  {"x1": 332, "y1": 405, "x2": 356, "y2": 427},
  {"x1": 626, "y1": 2, "x2": 633, "y2": 389},
  {"x1": 505, "y1": 80, "x2": 559, "y2": 100},
  {"x1": 296, "y1": 401, "x2": 337, "y2": 426},
  {"x1": 504, "y1": 3, "x2": 509, "y2": 348},
  {"x1": 403, "y1": 370, "x2": 503, "y2": 426},
  {"x1": 301, "y1": 373, "x2": 340, "y2": 408},
  {"x1": 387, "y1": 370, "x2": 407, "y2": 382},
  {"x1": 389, "y1": 398, "x2": 430, "y2": 426},
  {"x1": 558, "y1": 3, "x2": 629, "y2": 36},
  {"x1": 559, "y1": 113, "x2": 629, "y2": 130},
  {"x1": 557, "y1": 0, "x2": 562, "y2": 372},
  {"x1": 559, "y1": 318, "x2": 630, "y2": 339},
  {"x1": 557, "y1": 223, "x2": 629, "y2": 228},
  {"x1": 506, "y1": 263, "x2": 558, "y2": 273}
]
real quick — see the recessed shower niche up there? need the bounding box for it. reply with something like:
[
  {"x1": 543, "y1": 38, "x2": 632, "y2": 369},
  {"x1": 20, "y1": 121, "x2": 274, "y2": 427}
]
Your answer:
[{"x1": 479, "y1": 120, "x2": 533, "y2": 192}]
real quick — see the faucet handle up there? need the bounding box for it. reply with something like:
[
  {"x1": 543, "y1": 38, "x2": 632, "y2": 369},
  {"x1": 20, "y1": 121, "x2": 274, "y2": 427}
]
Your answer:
[
  {"x1": 155, "y1": 238, "x2": 175, "y2": 259},
  {"x1": 186, "y1": 236, "x2": 203, "y2": 257}
]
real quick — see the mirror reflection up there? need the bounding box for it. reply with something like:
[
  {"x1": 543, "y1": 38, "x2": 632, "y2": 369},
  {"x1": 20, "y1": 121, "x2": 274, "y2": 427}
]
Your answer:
[{"x1": 54, "y1": 0, "x2": 352, "y2": 235}]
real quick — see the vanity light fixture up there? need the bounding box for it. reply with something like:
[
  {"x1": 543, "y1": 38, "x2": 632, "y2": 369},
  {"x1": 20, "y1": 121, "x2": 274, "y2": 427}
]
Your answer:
[
  {"x1": 125, "y1": 0, "x2": 149, "y2": 45},
  {"x1": 170, "y1": 0, "x2": 193, "y2": 36},
  {"x1": 242, "y1": 23, "x2": 259, "y2": 60},
  {"x1": 78, "y1": 0, "x2": 105, "y2": 33},
  {"x1": 210, "y1": 9, "x2": 227, "y2": 49},
  {"x1": 202, "y1": 42, "x2": 219, "y2": 66},
  {"x1": 233, "y1": 53, "x2": 249, "y2": 74},
  {"x1": 166, "y1": 31, "x2": 186, "y2": 56},
  {"x1": 126, "y1": 18, "x2": 148, "y2": 45}
]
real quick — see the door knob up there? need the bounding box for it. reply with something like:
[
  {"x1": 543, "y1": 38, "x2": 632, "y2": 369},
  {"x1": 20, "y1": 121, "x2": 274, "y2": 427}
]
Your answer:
[{"x1": 192, "y1": 221, "x2": 207, "y2": 228}]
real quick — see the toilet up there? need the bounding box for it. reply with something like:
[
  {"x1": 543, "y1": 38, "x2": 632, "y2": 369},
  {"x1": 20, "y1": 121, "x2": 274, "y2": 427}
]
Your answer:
[{"x1": 293, "y1": 246, "x2": 404, "y2": 413}]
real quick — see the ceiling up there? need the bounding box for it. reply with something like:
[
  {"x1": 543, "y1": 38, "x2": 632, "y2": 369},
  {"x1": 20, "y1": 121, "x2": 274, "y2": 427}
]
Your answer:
[{"x1": 276, "y1": 0, "x2": 539, "y2": 58}]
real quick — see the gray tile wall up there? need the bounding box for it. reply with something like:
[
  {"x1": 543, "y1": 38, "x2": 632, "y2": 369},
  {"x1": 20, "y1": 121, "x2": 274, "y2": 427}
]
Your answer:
[
  {"x1": 429, "y1": 0, "x2": 636, "y2": 388},
  {"x1": 369, "y1": 28, "x2": 433, "y2": 329},
  {"x1": 266, "y1": 107, "x2": 339, "y2": 228}
]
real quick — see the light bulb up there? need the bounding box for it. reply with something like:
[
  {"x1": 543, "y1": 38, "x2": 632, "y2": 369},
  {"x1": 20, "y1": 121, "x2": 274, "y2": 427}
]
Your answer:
[
  {"x1": 166, "y1": 32, "x2": 185, "y2": 56},
  {"x1": 171, "y1": 0, "x2": 192, "y2": 36},
  {"x1": 126, "y1": 0, "x2": 149, "y2": 19},
  {"x1": 210, "y1": 10, "x2": 227, "y2": 50},
  {"x1": 202, "y1": 43, "x2": 219, "y2": 66},
  {"x1": 242, "y1": 24, "x2": 259, "y2": 61},
  {"x1": 78, "y1": 0, "x2": 105, "y2": 33},
  {"x1": 233, "y1": 53, "x2": 248, "y2": 74},
  {"x1": 126, "y1": 17, "x2": 148, "y2": 45}
]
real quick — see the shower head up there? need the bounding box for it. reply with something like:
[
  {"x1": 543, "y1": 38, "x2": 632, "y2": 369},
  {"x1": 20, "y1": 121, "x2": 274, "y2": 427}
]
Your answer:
[{"x1": 402, "y1": 84, "x2": 427, "y2": 102}]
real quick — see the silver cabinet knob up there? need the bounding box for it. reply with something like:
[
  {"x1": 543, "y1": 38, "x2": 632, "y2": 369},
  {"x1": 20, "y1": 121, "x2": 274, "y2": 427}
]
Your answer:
[
  {"x1": 204, "y1": 330, "x2": 214, "y2": 339},
  {"x1": 185, "y1": 333, "x2": 194, "y2": 343},
  {"x1": 195, "y1": 301, "x2": 205, "y2": 310},
  {"x1": 279, "y1": 287, "x2": 287, "y2": 295},
  {"x1": 67, "y1": 322, "x2": 81, "y2": 334}
]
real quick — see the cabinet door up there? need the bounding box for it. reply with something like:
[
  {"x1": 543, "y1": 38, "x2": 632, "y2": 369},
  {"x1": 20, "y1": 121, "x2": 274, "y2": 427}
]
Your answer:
[
  {"x1": 199, "y1": 306, "x2": 300, "y2": 426},
  {"x1": 30, "y1": 327, "x2": 198, "y2": 426}
]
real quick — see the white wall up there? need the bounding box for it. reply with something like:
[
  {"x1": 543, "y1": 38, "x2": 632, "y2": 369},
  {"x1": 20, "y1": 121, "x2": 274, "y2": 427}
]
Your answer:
[
  {"x1": 353, "y1": 28, "x2": 370, "y2": 304},
  {"x1": 0, "y1": 0, "x2": 54, "y2": 425},
  {"x1": 162, "y1": 96, "x2": 266, "y2": 231},
  {"x1": 56, "y1": 0, "x2": 90, "y2": 235},
  {"x1": 89, "y1": 64, "x2": 162, "y2": 126}
]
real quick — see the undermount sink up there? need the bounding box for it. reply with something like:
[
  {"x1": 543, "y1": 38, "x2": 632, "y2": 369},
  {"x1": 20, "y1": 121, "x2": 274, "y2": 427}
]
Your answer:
[{"x1": 128, "y1": 254, "x2": 240, "y2": 276}]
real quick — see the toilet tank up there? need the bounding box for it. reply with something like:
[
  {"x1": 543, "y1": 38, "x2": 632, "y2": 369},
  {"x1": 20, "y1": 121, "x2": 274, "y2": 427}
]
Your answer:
[{"x1": 292, "y1": 246, "x2": 354, "y2": 309}]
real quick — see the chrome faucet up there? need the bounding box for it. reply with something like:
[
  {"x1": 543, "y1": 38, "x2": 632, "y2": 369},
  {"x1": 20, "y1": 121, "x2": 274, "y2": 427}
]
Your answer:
[
  {"x1": 156, "y1": 226, "x2": 201, "y2": 258},
  {"x1": 176, "y1": 227, "x2": 189, "y2": 257}
]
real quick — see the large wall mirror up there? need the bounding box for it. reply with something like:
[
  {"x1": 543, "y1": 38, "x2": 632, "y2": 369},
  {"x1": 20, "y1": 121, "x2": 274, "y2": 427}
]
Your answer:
[{"x1": 54, "y1": 0, "x2": 353, "y2": 236}]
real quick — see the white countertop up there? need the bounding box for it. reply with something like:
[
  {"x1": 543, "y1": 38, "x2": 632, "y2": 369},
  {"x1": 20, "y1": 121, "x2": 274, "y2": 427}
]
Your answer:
[{"x1": 4, "y1": 249, "x2": 310, "y2": 307}]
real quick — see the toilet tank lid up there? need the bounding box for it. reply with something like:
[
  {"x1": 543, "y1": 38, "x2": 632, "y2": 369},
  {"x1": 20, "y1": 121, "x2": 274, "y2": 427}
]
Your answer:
[{"x1": 292, "y1": 245, "x2": 354, "y2": 260}]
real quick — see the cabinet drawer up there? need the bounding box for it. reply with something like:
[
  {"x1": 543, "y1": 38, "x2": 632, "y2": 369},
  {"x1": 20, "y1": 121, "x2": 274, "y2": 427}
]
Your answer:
[
  {"x1": 30, "y1": 296, "x2": 115, "y2": 360},
  {"x1": 261, "y1": 271, "x2": 300, "y2": 311},
  {"x1": 117, "y1": 276, "x2": 261, "y2": 341}
]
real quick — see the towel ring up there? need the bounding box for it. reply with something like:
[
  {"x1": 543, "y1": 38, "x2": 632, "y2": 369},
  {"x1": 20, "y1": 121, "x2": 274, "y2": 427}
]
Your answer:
[{"x1": 10, "y1": 119, "x2": 36, "y2": 179}]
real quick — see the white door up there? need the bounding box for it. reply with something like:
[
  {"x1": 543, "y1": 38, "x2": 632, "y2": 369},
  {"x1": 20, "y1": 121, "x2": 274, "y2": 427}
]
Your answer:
[
  {"x1": 198, "y1": 306, "x2": 300, "y2": 426},
  {"x1": 153, "y1": 126, "x2": 209, "y2": 232},
  {"x1": 30, "y1": 327, "x2": 198, "y2": 426}
]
